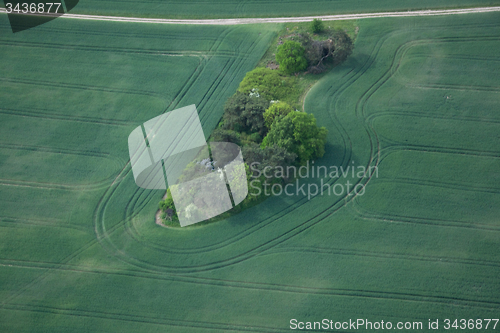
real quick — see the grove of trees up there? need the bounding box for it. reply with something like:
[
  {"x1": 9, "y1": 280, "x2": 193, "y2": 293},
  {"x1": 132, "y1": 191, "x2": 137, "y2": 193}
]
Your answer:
[{"x1": 159, "y1": 21, "x2": 355, "y2": 225}]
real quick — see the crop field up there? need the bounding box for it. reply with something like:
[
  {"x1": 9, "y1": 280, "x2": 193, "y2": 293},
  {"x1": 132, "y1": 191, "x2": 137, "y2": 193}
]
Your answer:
[
  {"x1": 71, "y1": 0, "x2": 500, "y2": 19},
  {"x1": 1, "y1": 9, "x2": 500, "y2": 333},
  {"x1": 0, "y1": 16, "x2": 279, "y2": 331}
]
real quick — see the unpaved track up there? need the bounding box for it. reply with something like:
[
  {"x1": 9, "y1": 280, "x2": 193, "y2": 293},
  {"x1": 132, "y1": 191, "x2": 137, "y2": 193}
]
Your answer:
[{"x1": 1, "y1": 6, "x2": 500, "y2": 25}]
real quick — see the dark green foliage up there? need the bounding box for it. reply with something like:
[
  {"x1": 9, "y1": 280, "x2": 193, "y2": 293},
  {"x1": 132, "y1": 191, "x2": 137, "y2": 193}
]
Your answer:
[
  {"x1": 237, "y1": 67, "x2": 292, "y2": 100},
  {"x1": 246, "y1": 132, "x2": 262, "y2": 143},
  {"x1": 159, "y1": 189, "x2": 179, "y2": 224},
  {"x1": 329, "y1": 29, "x2": 355, "y2": 64},
  {"x1": 311, "y1": 18, "x2": 324, "y2": 33},
  {"x1": 262, "y1": 111, "x2": 327, "y2": 163},
  {"x1": 276, "y1": 40, "x2": 308, "y2": 74},
  {"x1": 242, "y1": 97, "x2": 269, "y2": 135},
  {"x1": 210, "y1": 128, "x2": 241, "y2": 145},
  {"x1": 243, "y1": 143, "x2": 297, "y2": 181},
  {"x1": 222, "y1": 92, "x2": 270, "y2": 136}
]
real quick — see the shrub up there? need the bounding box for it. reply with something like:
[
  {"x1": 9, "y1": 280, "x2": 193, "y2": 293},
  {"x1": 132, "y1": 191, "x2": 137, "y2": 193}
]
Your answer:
[
  {"x1": 237, "y1": 67, "x2": 291, "y2": 100},
  {"x1": 210, "y1": 128, "x2": 241, "y2": 145},
  {"x1": 242, "y1": 143, "x2": 297, "y2": 181},
  {"x1": 311, "y1": 18, "x2": 324, "y2": 33},
  {"x1": 276, "y1": 41, "x2": 308, "y2": 75}
]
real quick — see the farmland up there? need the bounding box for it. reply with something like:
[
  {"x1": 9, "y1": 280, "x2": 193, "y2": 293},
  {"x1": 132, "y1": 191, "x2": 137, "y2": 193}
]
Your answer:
[
  {"x1": 1, "y1": 7, "x2": 500, "y2": 333},
  {"x1": 70, "y1": 0, "x2": 500, "y2": 19}
]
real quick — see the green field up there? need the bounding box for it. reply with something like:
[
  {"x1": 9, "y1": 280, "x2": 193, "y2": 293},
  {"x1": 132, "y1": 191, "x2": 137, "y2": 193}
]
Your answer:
[
  {"x1": 1, "y1": 9, "x2": 500, "y2": 333},
  {"x1": 69, "y1": 0, "x2": 500, "y2": 19}
]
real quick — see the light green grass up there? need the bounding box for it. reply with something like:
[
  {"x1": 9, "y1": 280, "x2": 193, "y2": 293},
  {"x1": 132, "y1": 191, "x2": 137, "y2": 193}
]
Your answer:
[{"x1": 1, "y1": 10, "x2": 500, "y2": 333}]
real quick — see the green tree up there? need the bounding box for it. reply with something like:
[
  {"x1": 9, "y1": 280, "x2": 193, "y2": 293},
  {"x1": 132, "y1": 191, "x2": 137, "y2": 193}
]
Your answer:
[
  {"x1": 276, "y1": 40, "x2": 308, "y2": 75},
  {"x1": 222, "y1": 92, "x2": 248, "y2": 132},
  {"x1": 262, "y1": 111, "x2": 327, "y2": 163},
  {"x1": 222, "y1": 92, "x2": 269, "y2": 135},
  {"x1": 263, "y1": 101, "x2": 294, "y2": 128},
  {"x1": 311, "y1": 18, "x2": 324, "y2": 33},
  {"x1": 329, "y1": 29, "x2": 354, "y2": 65},
  {"x1": 237, "y1": 67, "x2": 291, "y2": 100}
]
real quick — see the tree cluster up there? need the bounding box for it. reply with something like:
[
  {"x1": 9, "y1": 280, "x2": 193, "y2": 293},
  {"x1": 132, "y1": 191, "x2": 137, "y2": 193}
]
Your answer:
[{"x1": 275, "y1": 27, "x2": 354, "y2": 74}]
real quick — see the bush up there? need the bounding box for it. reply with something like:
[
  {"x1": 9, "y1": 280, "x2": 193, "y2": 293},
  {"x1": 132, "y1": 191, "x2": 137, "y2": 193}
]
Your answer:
[
  {"x1": 210, "y1": 128, "x2": 241, "y2": 144},
  {"x1": 159, "y1": 189, "x2": 179, "y2": 225},
  {"x1": 264, "y1": 101, "x2": 294, "y2": 128},
  {"x1": 245, "y1": 132, "x2": 262, "y2": 144},
  {"x1": 237, "y1": 67, "x2": 292, "y2": 101},
  {"x1": 262, "y1": 111, "x2": 327, "y2": 164},
  {"x1": 311, "y1": 18, "x2": 324, "y2": 33},
  {"x1": 276, "y1": 41, "x2": 308, "y2": 75}
]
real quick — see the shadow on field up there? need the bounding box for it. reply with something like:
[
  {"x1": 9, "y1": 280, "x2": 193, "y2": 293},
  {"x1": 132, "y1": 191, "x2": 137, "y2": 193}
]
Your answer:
[{"x1": 345, "y1": 52, "x2": 373, "y2": 71}]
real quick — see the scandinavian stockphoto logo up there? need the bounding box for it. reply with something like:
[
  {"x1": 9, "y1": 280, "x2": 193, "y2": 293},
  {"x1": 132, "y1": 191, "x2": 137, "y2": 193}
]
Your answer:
[
  {"x1": 3, "y1": 0, "x2": 79, "y2": 33},
  {"x1": 128, "y1": 105, "x2": 248, "y2": 227}
]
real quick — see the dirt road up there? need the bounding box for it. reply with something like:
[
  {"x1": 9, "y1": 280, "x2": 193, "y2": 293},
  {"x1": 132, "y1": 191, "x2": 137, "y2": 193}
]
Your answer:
[{"x1": 1, "y1": 6, "x2": 500, "y2": 25}]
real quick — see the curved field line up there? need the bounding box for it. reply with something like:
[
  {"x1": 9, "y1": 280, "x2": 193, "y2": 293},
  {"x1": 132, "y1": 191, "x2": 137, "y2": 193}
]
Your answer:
[
  {"x1": 120, "y1": 53, "x2": 251, "y2": 238},
  {"x1": 196, "y1": 57, "x2": 238, "y2": 118},
  {"x1": 356, "y1": 35, "x2": 500, "y2": 211},
  {"x1": 163, "y1": 27, "x2": 232, "y2": 111},
  {"x1": 2, "y1": 11, "x2": 499, "y2": 316},
  {"x1": 92, "y1": 26, "x2": 500, "y2": 274},
  {"x1": 0, "y1": 152, "x2": 134, "y2": 308},
  {"x1": 318, "y1": 33, "x2": 500, "y2": 235},
  {"x1": 91, "y1": 29, "x2": 397, "y2": 270},
  {"x1": 114, "y1": 41, "x2": 295, "y2": 253},
  {"x1": 95, "y1": 170, "x2": 349, "y2": 273},
  {"x1": 93, "y1": 31, "x2": 491, "y2": 273},
  {"x1": 107, "y1": 29, "x2": 239, "y2": 241},
  {"x1": 120, "y1": 28, "x2": 272, "y2": 243},
  {"x1": 197, "y1": 27, "x2": 264, "y2": 123}
]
